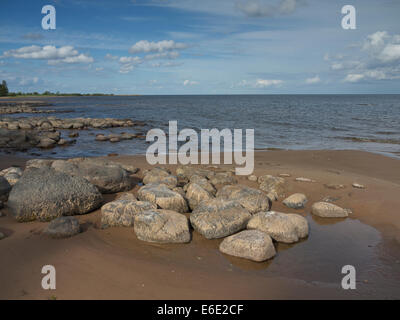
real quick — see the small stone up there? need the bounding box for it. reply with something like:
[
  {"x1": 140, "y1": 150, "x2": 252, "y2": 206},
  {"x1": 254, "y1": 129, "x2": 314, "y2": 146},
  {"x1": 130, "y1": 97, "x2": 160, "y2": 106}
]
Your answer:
[
  {"x1": 352, "y1": 183, "x2": 365, "y2": 189},
  {"x1": 248, "y1": 175, "x2": 257, "y2": 182},
  {"x1": 0, "y1": 232, "x2": 5, "y2": 240},
  {"x1": 324, "y1": 184, "x2": 346, "y2": 190},
  {"x1": 283, "y1": 193, "x2": 307, "y2": 209},
  {"x1": 295, "y1": 177, "x2": 316, "y2": 183},
  {"x1": 278, "y1": 173, "x2": 291, "y2": 177},
  {"x1": 68, "y1": 132, "x2": 79, "y2": 138},
  {"x1": 43, "y1": 216, "x2": 80, "y2": 238}
]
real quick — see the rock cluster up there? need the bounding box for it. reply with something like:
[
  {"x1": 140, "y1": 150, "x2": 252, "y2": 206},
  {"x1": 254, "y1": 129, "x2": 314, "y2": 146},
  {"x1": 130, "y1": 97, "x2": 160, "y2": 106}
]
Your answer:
[{"x1": 2, "y1": 160, "x2": 355, "y2": 263}]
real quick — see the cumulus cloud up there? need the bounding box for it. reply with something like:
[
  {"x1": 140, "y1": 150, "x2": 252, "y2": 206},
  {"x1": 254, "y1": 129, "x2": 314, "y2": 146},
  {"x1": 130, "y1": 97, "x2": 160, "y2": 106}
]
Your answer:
[
  {"x1": 144, "y1": 51, "x2": 180, "y2": 60},
  {"x1": 2, "y1": 45, "x2": 93, "y2": 64},
  {"x1": 19, "y1": 77, "x2": 39, "y2": 86},
  {"x1": 328, "y1": 31, "x2": 400, "y2": 83},
  {"x1": 236, "y1": 0, "x2": 302, "y2": 17},
  {"x1": 306, "y1": 75, "x2": 321, "y2": 84},
  {"x1": 129, "y1": 40, "x2": 187, "y2": 54},
  {"x1": 118, "y1": 56, "x2": 143, "y2": 73}
]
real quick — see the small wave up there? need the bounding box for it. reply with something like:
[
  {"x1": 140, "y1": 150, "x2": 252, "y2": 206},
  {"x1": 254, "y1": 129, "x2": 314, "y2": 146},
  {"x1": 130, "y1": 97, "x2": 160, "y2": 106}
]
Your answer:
[{"x1": 334, "y1": 136, "x2": 400, "y2": 145}]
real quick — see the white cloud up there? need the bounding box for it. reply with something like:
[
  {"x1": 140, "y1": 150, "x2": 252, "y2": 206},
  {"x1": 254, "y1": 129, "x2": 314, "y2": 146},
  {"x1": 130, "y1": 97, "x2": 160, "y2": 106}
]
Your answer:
[
  {"x1": 344, "y1": 74, "x2": 365, "y2": 83},
  {"x1": 118, "y1": 56, "x2": 143, "y2": 73},
  {"x1": 105, "y1": 53, "x2": 119, "y2": 60},
  {"x1": 2, "y1": 45, "x2": 93, "y2": 64},
  {"x1": 129, "y1": 40, "x2": 187, "y2": 54},
  {"x1": 236, "y1": 0, "x2": 302, "y2": 18},
  {"x1": 255, "y1": 79, "x2": 283, "y2": 87},
  {"x1": 306, "y1": 75, "x2": 321, "y2": 84},
  {"x1": 19, "y1": 76, "x2": 39, "y2": 86},
  {"x1": 183, "y1": 80, "x2": 198, "y2": 86},
  {"x1": 144, "y1": 51, "x2": 180, "y2": 60},
  {"x1": 379, "y1": 44, "x2": 400, "y2": 62}
]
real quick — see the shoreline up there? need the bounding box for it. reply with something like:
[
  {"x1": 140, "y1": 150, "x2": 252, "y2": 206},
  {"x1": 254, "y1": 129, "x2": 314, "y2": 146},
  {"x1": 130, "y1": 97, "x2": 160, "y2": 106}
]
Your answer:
[{"x1": 1, "y1": 149, "x2": 399, "y2": 299}]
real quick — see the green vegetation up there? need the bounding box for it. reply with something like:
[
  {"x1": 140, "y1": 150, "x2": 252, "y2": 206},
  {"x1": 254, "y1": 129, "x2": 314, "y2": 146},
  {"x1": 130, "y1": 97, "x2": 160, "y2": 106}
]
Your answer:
[
  {"x1": 0, "y1": 80, "x2": 115, "y2": 97},
  {"x1": 0, "y1": 80, "x2": 9, "y2": 96}
]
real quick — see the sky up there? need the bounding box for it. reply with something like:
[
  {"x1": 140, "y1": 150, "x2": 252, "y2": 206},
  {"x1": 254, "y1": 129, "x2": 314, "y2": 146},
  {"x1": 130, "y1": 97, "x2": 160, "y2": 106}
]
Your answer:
[{"x1": 0, "y1": 0, "x2": 399, "y2": 94}]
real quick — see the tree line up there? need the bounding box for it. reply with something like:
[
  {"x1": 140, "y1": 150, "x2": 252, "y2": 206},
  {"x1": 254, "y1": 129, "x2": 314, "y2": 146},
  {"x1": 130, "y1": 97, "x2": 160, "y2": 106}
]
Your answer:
[{"x1": 0, "y1": 80, "x2": 114, "y2": 97}]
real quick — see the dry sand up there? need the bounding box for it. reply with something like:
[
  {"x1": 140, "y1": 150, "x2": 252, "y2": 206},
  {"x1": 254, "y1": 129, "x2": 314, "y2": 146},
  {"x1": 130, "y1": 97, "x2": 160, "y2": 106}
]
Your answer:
[{"x1": 0, "y1": 150, "x2": 399, "y2": 299}]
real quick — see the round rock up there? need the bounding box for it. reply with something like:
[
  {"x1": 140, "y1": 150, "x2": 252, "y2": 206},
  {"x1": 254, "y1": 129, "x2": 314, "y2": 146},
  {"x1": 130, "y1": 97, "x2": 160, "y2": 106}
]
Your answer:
[
  {"x1": 101, "y1": 199, "x2": 157, "y2": 228},
  {"x1": 138, "y1": 183, "x2": 189, "y2": 213},
  {"x1": 43, "y1": 216, "x2": 80, "y2": 238},
  {"x1": 7, "y1": 168, "x2": 103, "y2": 222},
  {"x1": 190, "y1": 199, "x2": 251, "y2": 239},
  {"x1": 134, "y1": 209, "x2": 190, "y2": 244},
  {"x1": 219, "y1": 230, "x2": 276, "y2": 262},
  {"x1": 247, "y1": 211, "x2": 308, "y2": 243},
  {"x1": 185, "y1": 182, "x2": 214, "y2": 210},
  {"x1": 311, "y1": 202, "x2": 350, "y2": 218},
  {"x1": 283, "y1": 193, "x2": 307, "y2": 209},
  {"x1": 216, "y1": 184, "x2": 270, "y2": 214}
]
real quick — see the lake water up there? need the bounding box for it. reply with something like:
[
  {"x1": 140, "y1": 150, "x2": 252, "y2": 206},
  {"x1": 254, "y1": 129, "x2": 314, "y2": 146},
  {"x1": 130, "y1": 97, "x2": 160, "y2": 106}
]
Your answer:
[{"x1": 3, "y1": 94, "x2": 400, "y2": 158}]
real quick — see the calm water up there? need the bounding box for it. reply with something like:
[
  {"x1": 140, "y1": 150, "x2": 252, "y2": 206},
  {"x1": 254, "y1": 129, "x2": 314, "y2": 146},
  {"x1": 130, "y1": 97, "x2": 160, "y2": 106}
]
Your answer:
[{"x1": 4, "y1": 94, "x2": 400, "y2": 158}]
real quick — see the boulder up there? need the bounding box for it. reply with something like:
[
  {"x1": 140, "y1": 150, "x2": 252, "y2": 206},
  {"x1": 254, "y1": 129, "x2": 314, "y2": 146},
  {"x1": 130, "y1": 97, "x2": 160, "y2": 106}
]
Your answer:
[
  {"x1": 247, "y1": 211, "x2": 308, "y2": 243},
  {"x1": 219, "y1": 230, "x2": 276, "y2": 262},
  {"x1": 216, "y1": 184, "x2": 270, "y2": 214},
  {"x1": 37, "y1": 137, "x2": 56, "y2": 148},
  {"x1": 258, "y1": 175, "x2": 286, "y2": 199},
  {"x1": 209, "y1": 172, "x2": 237, "y2": 189},
  {"x1": 176, "y1": 165, "x2": 212, "y2": 179},
  {"x1": 283, "y1": 193, "x2": 307, "y2": 209},
  {"x1": 185, "y1": 183, "x2": 214, "y2": 210},
  {"x1": 138, "y1": 183, "x2": 189, "y2": 213},
  {"x1": 7, "y1": 168, "x2": 103, "y2": 222},
  {"x1": 248, "y1": 175, "x2": 258, "y2": 182},
  {"x1": 187, "y1": 175, "x2": 216, "y2": 195},
  {"x1": 134, "y1": 209, "x2": 190, "y2": 244},
  {"x1": 311, "y1": 202, "x2": 350, "y2": 218},
  {"x1": 0, "y1": 167, "x2": 23, "y2": 186},
  {"x1": 51, "y1": 158, "x2": 133, "y2": 193},
  {"x1": 25, "y1": 159, "x2": 54, "y2": 170},
  {"x1": 101, "y1": 199, "x2": 157, "y2": 228},
  {"x1": 190, "y1": 199, "x2": 251, "y2": 239},
  {"x1": 0, "y1": 176, "x2": 11, "y2": 202},
  {"x1": 143, "y1": 168, "x2": 178, "y2": 188},
  {"x1": 43, "y1": 216, "x2": 80, "y2": 238}
]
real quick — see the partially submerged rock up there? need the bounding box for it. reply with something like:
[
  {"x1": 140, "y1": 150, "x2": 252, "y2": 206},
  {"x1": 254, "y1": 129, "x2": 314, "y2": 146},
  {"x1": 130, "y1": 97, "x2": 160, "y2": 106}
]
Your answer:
[
  {"x1": 219, "y1": 230, "x2": 276, "y2": 262},
  {"x1": 134, "y1": 209, "x2": 190, "y2": 243},
  {"x1": 43, "y1": 216, "x2": 81, "y2": 238},
  {"x1": 101, "y1": 199, "x2": 157, "y2": 228},
  {"x1": 216, "y1": 184, "x2": 270, "y2": 214},
  {"x1": 247, "y1": 211, "x2": 308, "y2": 243},
  {"x1": 7, "y1": 168, "x2": 103, "y2": 222},
  {"x1": 283, "y1": 193, "x2": 307, "y2": 209},
  {"x1": 311, "y1": 202, "x2": 350, "y2": 218},
  {"x1": 190, "y1": 199, "x2": 251, "y2": 239},
  {"x1": 138, "y1": 183, "x2": 189, "y2": 213}
]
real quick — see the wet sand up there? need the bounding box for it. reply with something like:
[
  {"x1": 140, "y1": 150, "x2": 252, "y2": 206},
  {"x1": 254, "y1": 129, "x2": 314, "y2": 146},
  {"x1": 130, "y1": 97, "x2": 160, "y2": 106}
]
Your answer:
[{"x1": 0, "y1": 150, "x2": 399, "y2": 299}]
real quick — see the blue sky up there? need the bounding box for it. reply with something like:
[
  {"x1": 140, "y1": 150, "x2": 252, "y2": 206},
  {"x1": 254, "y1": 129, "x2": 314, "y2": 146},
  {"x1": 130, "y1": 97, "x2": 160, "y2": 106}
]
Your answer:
[{"x1": 0, "y1": 0, "x2": 399, "y2": 94}]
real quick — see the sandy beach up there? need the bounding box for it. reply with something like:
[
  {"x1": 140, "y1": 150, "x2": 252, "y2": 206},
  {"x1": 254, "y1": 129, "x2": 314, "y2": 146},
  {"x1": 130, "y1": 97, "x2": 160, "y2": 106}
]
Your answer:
[{"x1": 1, "y1": 149, "x2": 399, "y2": 300}]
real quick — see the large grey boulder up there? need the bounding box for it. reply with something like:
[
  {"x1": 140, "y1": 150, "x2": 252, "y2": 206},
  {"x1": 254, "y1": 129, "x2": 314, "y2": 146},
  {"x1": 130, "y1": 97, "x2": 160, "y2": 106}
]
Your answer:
[
  {"x1": 185, "y1": 183, "x2": 214, "y2": 210},
  {"x1": 216, "y1": 184, "x2": 270, "y2": 214},
  {"x1": 138, "y1": 183, "x2": 189, "y2": 213},
  {"x1": 247, "y1": 211, "x2": 308, "y2": 243},
  {"x1": 101, "y1": 199, "x2": 157, "y2": 228},
  {"x1": 283, "y1": 193, "x2": 307, "y2": 209},
  {"x1": 43, "y1": 216, "x2": 80, "y2": 238},
  {"x1": 258, "y1": 175, "x2": 286, "y2": 200},
  {"x1": 143, "y1": 167, "x2": 177, "y2": 188},
  {"x1": 0, "y1": 176, "x2": 11, "y2": 202},
  {"x1": 190, "y1": 199, "x2": 251, "y2": 239},
  {"x1": 7, "y1": 168, "x2": 103, "y2": 222},
  {"x1": 25, "y1": 159, "x2": 54, "y2": 170},
  {"x1": 311, "y1": 202, "x2": 350, "y2": 218},
  {"x1": 219, "y1": 230, "x2": 276, "y2": 262},
  {"x1": 51, "y1": 158, "x2": 133, "y2": 193},
  {"x1": 134, "y1": 209, "x2": 190, "y2": 244}
]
